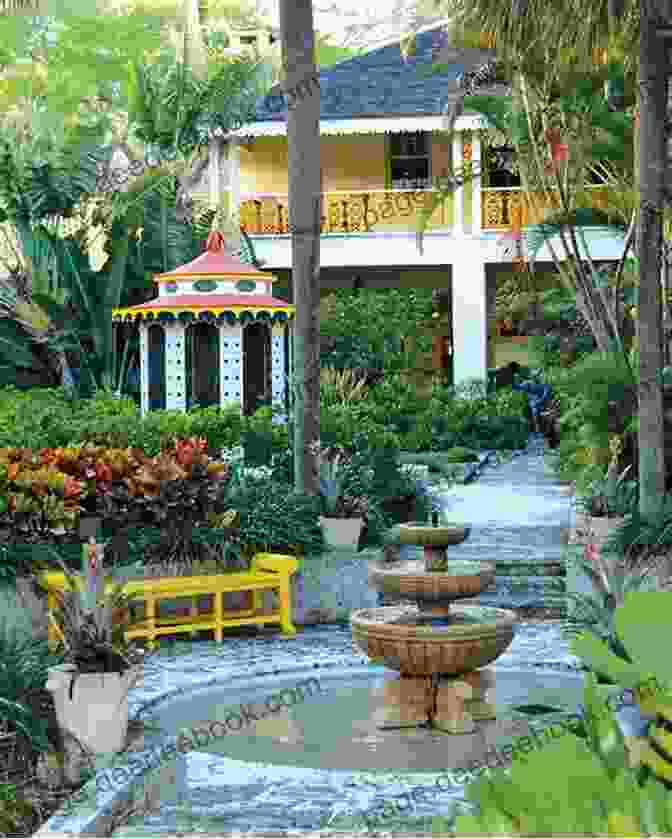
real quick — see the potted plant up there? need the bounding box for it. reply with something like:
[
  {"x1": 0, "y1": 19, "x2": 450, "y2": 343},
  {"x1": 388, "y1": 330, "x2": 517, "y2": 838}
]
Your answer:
[
  {"x1": 40, "y1": 539, "x2": 143, "y2": 757},
  {"x1": 315, "y1": 443, "x2": 368, "y2": 549}
]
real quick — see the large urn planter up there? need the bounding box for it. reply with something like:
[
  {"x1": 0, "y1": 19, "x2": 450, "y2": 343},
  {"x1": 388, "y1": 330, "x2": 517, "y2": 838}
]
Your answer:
[
  {"x1": 46, "y1": 663, "x2": 141, "y2": 755},
  {"x1": 319, "y1": 516, "x2": 364, "y2": 549}
]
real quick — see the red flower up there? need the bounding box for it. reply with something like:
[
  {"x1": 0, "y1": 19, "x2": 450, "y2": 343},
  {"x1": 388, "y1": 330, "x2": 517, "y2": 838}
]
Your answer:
[
  {"x1": 584, "y1": 542, "x2": 600, "y2": 565},
  {"x1": 551, "y1": 143, "x2": 569, "y2": 162}
]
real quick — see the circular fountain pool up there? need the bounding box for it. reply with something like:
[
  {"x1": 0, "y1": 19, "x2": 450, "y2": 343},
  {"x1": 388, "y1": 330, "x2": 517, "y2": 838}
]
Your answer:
[{"x1": 139, "y1": 665, "x2": 586, "y2": 773}]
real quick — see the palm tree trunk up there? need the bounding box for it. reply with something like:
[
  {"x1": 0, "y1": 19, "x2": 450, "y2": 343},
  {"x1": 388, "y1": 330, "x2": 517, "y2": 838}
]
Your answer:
[
  {"x1": 279, "y1": 0, "x2": 321, "y2": 496},
  {"x1": 637, "y1": 1, "x2": 668, "y2": 517}
]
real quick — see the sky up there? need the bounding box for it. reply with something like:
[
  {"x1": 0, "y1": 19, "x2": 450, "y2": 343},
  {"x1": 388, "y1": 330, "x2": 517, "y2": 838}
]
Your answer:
[{"x1": 257, "y1": 0, "x2": 445, "y2": 51}]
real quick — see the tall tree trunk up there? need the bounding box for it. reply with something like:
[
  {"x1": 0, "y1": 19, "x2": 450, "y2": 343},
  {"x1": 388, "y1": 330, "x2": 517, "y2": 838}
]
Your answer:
[
  {"x1": 637, "y1": 2, "x2": 668, "y2": 517},
  {"x1": 279, "y1": 0, "x2": 321, "y2": 495}
]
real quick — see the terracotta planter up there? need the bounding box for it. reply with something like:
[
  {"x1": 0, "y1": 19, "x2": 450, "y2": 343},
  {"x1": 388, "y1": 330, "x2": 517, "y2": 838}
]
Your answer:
[{"x1": 319, "y1": 517, "x2": 364, "y2": 549}]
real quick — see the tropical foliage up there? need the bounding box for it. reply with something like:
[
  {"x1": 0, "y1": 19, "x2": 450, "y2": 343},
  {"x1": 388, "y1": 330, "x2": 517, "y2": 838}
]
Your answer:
[{"x1": 0, "y1": 4, "x2": 268, "y2": 400}]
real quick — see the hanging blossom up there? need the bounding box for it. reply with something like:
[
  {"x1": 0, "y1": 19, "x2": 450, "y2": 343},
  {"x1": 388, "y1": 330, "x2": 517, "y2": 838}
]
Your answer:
[
  {"x1": 584, "y1": 541, "x2": 610, "y2": 597},
  {"x1": 543, "y1": 127, "x2": 569, "y2": 174}
]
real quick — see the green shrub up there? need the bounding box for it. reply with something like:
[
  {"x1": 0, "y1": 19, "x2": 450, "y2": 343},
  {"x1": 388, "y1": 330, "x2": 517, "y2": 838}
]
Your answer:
[
  {"x1": 0, "y1": 616, "x2": 61, "y2": 762},
  {"x1": 548, "y1": 350, "x2": 636, "y2": 487},
  {"x1": 442, "y1": 447, "x2": 480, "y2": 462},
  {"x1": 224, "y1": 477, "x2": 325, "y2": 556}
]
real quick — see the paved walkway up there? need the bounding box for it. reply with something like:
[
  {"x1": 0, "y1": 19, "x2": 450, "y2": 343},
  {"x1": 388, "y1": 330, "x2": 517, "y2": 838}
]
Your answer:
[{"x1": 435, "y1": 433, "x2": 572, "y2": 610}]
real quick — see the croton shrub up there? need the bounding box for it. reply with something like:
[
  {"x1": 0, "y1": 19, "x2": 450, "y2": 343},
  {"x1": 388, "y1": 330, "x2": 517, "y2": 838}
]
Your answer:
[{"x1": 0, "y1": 437, "x2": 229, "y2": 538}]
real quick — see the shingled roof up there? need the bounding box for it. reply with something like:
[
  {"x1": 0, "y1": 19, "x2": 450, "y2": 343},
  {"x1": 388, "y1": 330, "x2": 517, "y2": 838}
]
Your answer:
[{"x1": 252, "y1": 24, "x2": 507, "y2": 122}]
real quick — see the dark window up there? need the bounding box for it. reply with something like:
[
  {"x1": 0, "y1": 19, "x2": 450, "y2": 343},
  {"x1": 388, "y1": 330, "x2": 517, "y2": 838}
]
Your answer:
[{"x1": 390, "y1": 132, "x2": 431, "y2": 189}]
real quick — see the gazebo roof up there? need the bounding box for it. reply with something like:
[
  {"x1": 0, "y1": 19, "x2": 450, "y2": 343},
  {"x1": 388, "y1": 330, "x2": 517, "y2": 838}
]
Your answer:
[
  {"x1": 112, "y1": 231, "x2": 295, "y2": 322},
  {"x1": 153, "y1": 240, "x2": 276, "y2": 283},
  {"x1": 113, "y1": 294, "x2": 294, "y2": 322}
]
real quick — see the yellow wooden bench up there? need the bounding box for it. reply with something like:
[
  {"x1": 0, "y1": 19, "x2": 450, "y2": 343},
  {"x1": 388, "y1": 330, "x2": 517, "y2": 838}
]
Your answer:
[{"x1": 41, "y1": 552, "x2": 298, "y2": 650}]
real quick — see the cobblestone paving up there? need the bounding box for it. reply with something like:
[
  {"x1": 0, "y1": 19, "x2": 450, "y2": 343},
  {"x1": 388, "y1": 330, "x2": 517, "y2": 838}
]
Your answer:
[{"x1": 433, "y1": 434, "x2": 571, "y2": 610}]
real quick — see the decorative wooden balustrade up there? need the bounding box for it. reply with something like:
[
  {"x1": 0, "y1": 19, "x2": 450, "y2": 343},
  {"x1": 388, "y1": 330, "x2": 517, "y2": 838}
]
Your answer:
[
  {"x1": 239, "y1": 187, "x2": 613, "y2": 236},
  {"x1": 239, "y1": 189, "x2": 453, "y2": 235},
  {"x1": 481, "y1": 186, "x2": 612, "y2": 230}
]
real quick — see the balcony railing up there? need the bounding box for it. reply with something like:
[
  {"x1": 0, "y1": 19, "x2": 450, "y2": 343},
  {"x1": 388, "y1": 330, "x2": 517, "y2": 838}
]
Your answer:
[
  {"x1": 239, "y1": 186, "x2": 613, "y2": 236},
  {"x1": 481, "y1": 186, "x2": 612, "y2": 230},
  {"x1": 239, "y1": 189, "x2": 453, "y2": 235}
]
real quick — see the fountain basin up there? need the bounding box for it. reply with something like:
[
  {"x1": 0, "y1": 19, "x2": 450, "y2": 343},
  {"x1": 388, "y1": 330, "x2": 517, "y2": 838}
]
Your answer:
[
  {"x1": 351, "y1": 604, "x2": 517, "y2": 677},
  {"x1": 369, "y1": 559, "x2": 495, "y2": 606},
  {"x1": 398, "y1": 523, "x2": 470, "y2": 547}
]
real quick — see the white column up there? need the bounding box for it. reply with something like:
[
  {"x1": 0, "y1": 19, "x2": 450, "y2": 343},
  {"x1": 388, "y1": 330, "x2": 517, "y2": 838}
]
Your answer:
[
  {"x1": 165, "y1": 322, "x2": 187, "y2": 412},
  {"x1": 271, "y1": 324, "x2": 286, "y2": 412},
  {"x1": 452, "y1": 132, "x2": 464, "y2": 236},
  {"x1": 219, "y1": 324, "x2": 243, "y2": 412},
  {"x1": 452, "y1": 253, "x2": 488, "y2": 387},
  {"x1": 139, "y1": 323, "x2": 149, "y2": 418},
  {"x1": 471, "y1": 131, "x2": 482, "y2": 237}
]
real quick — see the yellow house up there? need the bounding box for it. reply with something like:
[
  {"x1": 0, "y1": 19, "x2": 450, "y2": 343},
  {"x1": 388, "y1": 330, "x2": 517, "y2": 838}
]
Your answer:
[{"x1": 219, "y1": 22, "x2": 628, "y2": 386}]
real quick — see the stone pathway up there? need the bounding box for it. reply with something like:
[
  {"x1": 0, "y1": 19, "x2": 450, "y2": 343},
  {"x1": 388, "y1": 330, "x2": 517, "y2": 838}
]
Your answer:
[
  {"x1": 94, "y1": 434, "x2": 587, "y2": 838},
  {"x1": 434, "y1": 433, "x2": 571, "y2": 611}
]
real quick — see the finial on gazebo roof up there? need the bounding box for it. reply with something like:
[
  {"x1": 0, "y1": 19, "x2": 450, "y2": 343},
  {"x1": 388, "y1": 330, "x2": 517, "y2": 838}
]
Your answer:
[{"x1": 205, "y1": 230, "x2": 227, "y2": 252}]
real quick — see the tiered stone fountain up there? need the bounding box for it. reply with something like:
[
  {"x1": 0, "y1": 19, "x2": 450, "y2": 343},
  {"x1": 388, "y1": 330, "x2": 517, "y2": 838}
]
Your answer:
[{"x1": 351, "y1": 519, "x2": 518, "y2": 733}]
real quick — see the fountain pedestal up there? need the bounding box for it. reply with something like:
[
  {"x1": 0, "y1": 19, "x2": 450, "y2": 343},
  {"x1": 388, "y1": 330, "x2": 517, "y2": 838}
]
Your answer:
[
  {"x1": 433, "y1": 669, "x2": 497, "y2": 734},
  {"x1": 379, "y1": 677, "x2": 433, "y2": 728}
]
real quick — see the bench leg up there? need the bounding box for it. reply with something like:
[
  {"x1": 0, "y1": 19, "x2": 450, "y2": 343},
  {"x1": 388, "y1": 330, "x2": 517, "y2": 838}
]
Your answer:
[
  {"x1": 146, "y1": 594, "x2": 157, "y2": 650},
  {"x1": 214, "y1": 589, "x2": 223, "y2": 643},
  {"x1": 190, "y1": 595, "x2": 199, "y2": 639},
  {"x1": 253, "y1": 589, "x2": 264, "y2": 631},
  {"x1": 278, "y1": 580, "x2": 296, "y2": 637}
]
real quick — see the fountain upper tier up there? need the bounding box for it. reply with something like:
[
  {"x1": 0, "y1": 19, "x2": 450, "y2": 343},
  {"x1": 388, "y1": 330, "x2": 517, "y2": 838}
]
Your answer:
[{"x1": 369, "y1": 558, "x2": 496, "y2": 617}]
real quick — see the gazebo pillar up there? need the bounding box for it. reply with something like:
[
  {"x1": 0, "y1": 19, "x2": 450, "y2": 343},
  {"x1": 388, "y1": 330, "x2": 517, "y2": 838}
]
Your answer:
[
  {"x1": 271, "y1": 323, "x2": 288, "y2": 413},
  {"x1": 165, "y1": 321, "x2": 187, "y2": 412},
  {"x1": 139, "y1": 323, "x2": 149, "y2": 417},
  {"x1": 219, "y1": 323, "x2": 243, "y2": 410}
]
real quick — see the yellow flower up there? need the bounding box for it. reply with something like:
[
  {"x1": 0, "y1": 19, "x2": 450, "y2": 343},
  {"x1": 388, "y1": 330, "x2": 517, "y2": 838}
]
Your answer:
[{"x1": 574, "y1": 447, "x2": 593, "y2": 465}]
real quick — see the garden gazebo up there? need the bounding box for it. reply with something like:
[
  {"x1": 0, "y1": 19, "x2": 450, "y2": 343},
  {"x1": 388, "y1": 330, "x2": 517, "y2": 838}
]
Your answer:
[{"x1": 112, "y1": 232, "x2": 295, "y2": 417}]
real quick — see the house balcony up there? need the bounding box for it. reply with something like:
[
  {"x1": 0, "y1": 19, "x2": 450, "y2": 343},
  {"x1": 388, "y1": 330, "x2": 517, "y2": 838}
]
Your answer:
[
  {"x1": 480, "y1": 185, "x2": 612, "y2": 229},
  {"x1": 239, "y1": 188, "x2": 454, "y2": 236},
  {"x1": 239, "y1": 185, "x2": 613, "y2": 237}
]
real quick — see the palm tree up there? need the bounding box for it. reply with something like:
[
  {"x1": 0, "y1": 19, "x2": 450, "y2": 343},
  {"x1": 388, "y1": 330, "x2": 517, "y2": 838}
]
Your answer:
[{"x1": 279, "y1": 0, "x2": 321, "y2": 496}]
